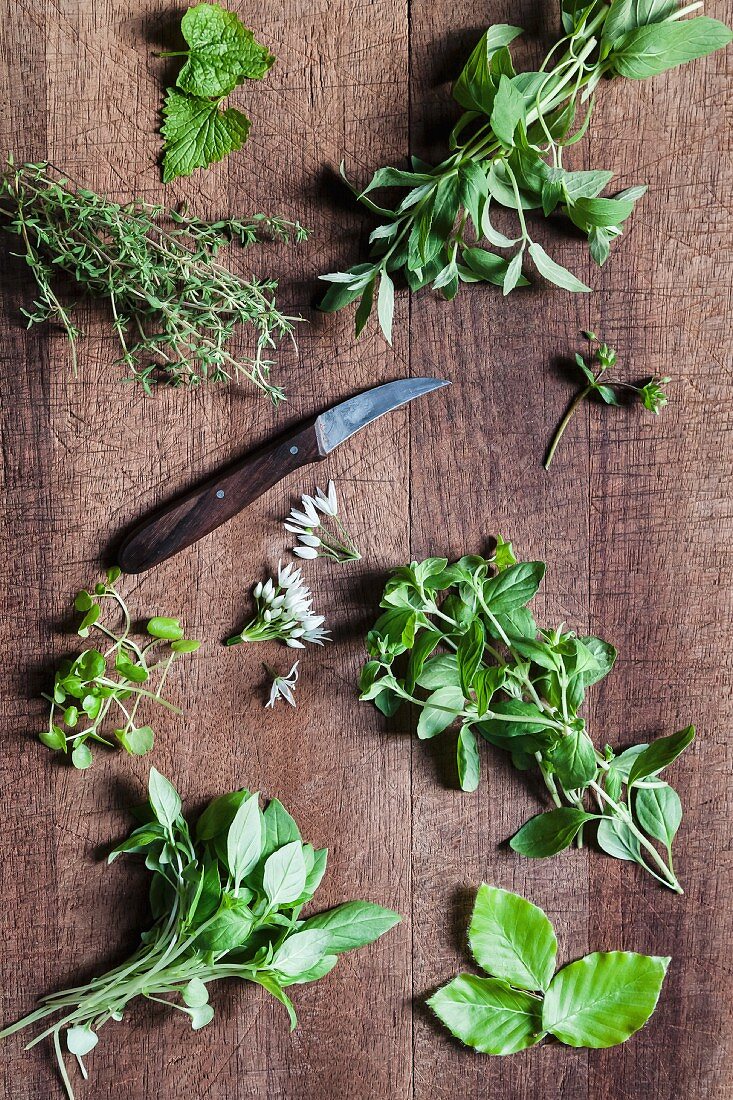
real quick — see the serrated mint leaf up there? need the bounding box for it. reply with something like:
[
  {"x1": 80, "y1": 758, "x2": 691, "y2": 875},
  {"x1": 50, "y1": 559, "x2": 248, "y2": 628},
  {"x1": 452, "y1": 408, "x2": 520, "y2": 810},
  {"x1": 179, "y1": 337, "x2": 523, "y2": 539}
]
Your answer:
[
  {"x1": 543, "y1": 951, "x2": 670, "y2": 1047},
  {"x1": 176, "y1": 3, "x2": 275, "y2": 98},
  {"x1": 468, "y1": 884, "x2": 557, "y2": 991},
  {"x1": 428, "y1": 974, "x2": 544, "y2": 1054},
  {"x1": 162, "y1": 89, "x2": 251, "y2": 183}
]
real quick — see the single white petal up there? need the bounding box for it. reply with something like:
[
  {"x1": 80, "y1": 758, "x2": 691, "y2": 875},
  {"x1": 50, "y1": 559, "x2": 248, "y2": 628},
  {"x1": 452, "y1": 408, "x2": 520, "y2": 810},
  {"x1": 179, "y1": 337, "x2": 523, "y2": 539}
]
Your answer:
[
  {"x1": 262, "y1": 578, "x2": 274, "y2": 600},
  {"x1": 279, "y1": 682, "x2": 296, "y2": 706},
  {"x1": 297, "y1": 533, "x2": 321, "y2": 548},
  {"x1": 289, "y1": 627, "x2": 305, "y2": 637},
  {"x1": 263, "y1": 609, "x2": 272, "y2": 623},
  {"x1": 293, "y1": 545, "x2": 319, "y2": 559},
  {"x1": 290, "y1": 507, "x2": 320, "y2": 529},
  {"x1": 327, "y1": 479, "x2": 338, "y2": 513},
  {"x1": 270, "y1": 594, "x2": 285, "y2": 608},
  {"x1": 286, "y1": 638, "x2": 305, "y2": 648},
  {"x1": 299, "y1": 496, "x2": 320, "y2": 524},
  {"x1": 253, "y1": 581, "x2": 263, "y2": 599},
  {"x1": 265, "y1": 681, "x2": 279, "y2": 708},
  {"x1": 284, "y1": 522, "x2": 308, "y2": 534}
]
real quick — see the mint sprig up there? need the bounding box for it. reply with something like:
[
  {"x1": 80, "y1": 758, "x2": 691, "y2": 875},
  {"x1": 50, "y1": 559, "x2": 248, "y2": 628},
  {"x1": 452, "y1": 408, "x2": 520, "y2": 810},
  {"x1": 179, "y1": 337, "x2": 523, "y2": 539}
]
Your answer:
[
  {"x1": 360, "y1": 543, "x2": 694, "y2": 892},
  {"x1": 429, "y1": 884, "x2": 670, "y2": 1054}
]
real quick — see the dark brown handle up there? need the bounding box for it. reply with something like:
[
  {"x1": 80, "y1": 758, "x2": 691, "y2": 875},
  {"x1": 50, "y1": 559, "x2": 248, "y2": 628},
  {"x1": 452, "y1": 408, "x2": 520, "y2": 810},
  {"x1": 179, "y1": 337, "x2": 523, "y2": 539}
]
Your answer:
[{"x1": 118, "y1": 419, "x2": 325, "y2": 573}]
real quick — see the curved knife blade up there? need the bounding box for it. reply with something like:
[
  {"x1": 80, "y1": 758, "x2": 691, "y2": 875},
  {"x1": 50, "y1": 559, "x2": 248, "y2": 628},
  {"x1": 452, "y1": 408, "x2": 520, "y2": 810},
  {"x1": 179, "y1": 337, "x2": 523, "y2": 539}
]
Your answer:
[{"x1": 117, "y1": 376, "x2": 449, "y2": 574}]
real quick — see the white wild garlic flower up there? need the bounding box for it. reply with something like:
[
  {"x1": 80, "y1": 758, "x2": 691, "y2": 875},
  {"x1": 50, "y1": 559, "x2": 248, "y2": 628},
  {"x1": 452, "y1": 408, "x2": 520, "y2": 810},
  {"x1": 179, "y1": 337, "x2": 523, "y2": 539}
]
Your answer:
[
  {"x1": 265, "y1": 661, "x2": 300, "y2": 708},
  {"x1": 226, "y1": 561, "x2": 330, "y2": 649},
  {"x1": 285, "y1": 479, "x2": 361, "y2": 563}
]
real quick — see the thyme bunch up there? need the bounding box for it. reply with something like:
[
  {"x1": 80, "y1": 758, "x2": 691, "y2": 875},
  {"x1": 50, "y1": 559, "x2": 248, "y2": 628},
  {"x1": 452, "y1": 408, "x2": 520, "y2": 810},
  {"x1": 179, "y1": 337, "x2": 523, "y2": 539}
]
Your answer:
[{"x1": 0, "y1": 161, "x2": 308, "y2": 400}]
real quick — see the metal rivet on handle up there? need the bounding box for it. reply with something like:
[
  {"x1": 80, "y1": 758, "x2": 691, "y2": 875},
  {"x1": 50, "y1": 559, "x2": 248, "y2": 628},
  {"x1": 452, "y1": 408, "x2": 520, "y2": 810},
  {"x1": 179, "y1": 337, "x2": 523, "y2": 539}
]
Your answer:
[
  {"x1": 290, "y1": 446, "x2": 299, "y2": 455},
  {"x1": 216, "y1": 489, "x2": 225, "y2": 499}
]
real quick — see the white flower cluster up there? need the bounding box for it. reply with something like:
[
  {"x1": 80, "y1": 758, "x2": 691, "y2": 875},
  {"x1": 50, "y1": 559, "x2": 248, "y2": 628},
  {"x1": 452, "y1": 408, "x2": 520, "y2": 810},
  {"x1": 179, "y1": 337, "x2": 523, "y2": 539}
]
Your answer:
[
  {"x1": 284, "y1": 480, "x2": 361, "y2": 563},
  {"x1": 227, "y1": 561, "x2": 330, "y2": 649}
]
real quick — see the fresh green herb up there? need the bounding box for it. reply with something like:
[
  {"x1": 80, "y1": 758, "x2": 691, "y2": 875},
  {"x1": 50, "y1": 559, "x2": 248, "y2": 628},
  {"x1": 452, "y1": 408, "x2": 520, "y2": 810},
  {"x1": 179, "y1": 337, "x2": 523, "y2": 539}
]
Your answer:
[
  {"x1": 545, "y1": 332, "x2": 670, "y2": 467},
  {"x1": 41, "y1": 569, "x2": 199, "y2": 769},
  {"x1": 0, "y1": 160, "x2": 307, "y2": 399},
  {"x1": 359, "y1": 543, "x2": 694, "y2": 892},
  {"x1": 160, "y1": 3, "x2": 275, "y2": 181},
  {"x1": 0, "y1": 769, "x2": 401, "y2": 1099},
  {"x1": 320, "y1": 2, "x2": 731, "y2": 342},
  {"x1": 285, "y1": 480, "x2": 362, "y2": 563},
  {"x1": 429, "y1": 884, "x2": 669, "y2": 1054},
  {"x1": 227, "y1": 562, "x2": 330, "y2": 648}
]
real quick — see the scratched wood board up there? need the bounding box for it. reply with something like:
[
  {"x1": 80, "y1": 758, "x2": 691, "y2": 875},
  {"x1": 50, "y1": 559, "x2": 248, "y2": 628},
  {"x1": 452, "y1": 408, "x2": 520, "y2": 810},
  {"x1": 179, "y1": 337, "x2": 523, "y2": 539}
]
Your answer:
[{"x1": 0, "y1": 0, "x2": 730, "y2": 1097}]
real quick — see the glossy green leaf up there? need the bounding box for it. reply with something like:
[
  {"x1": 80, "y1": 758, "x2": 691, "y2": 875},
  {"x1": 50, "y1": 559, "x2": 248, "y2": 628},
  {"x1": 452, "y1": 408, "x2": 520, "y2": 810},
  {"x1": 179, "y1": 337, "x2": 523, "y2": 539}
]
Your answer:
[
  {"x1": 511, "y1": 807, "x2": 597, "y2": 857},
  {"x1": 627, "y1": 725, "x2": 695, "y2": 787},
  {"x1": 482, "y1": 561, "x2": 545, "y2": 614},
  {"x1": 302, "y1": 900, "x2": 401, "y2": 953},
  {"x1": 263, "y1": 840, "x2": 307, "y2": 906},
  {"x1": 428, "y1": 974, "x2": 544, "y2": 1054},
  {"x1": 271, "y1": 929, "x2": 331, "y2": 978},
  {"x1": 226, "y1": 792, "x2": 263, "y2": 888},
  {"x1": 469, "y1": 884, "x2": 557, "y2": 991},
  {"x1": 457, "y1": 725, "x2": 481, "y2": 792},
  {"x1": 635, "y1": 785, "x2": 682, "y2": 846},
  {"x1": 543, "y1": 951, "x2": 670, "y2": 1047},
  {"x1": 611, "y1": 18, "x2": 732, "y2": 79}
]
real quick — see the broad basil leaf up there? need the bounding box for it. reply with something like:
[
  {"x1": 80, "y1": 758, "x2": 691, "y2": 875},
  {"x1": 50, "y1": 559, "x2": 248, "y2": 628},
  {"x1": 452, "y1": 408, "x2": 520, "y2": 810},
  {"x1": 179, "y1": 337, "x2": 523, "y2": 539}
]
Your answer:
[
  {"x1": 597, "y1": 816, "x2": 641, "y2": 862},
  {"x1": 510, "y1": 807, "x2": 597, "y2": 857},
  {"x1": 428, "y1": 974, "x2": 544, "y2": 1054},
  {"x1": 226, "y1": 793, "x2": 263, "y2": 888},
  {"x1": 457, "y1": 725, "x2": 481, "y2": 791},
  {"x1": 416, "y1": 685, "x2": 465, "y2": 739},
  {"x1": 468, "y1": 884, "x2": 557, "y2": 991},
  {"x1": 550, "y1": 728, "x2": 598, "y2": 789},
  {"x1": 482, "y1": 561, "x2": 545, "y2": 614},
  {"x1": 635, "y1": 785, "x2": 682, "y2": 846},
  {"x1": 543, "y1": 951, "x2": 670, "y2": 1047},
  {"x1": 263, "y1": 840, "x2": 307, "y2": 906},
  {"x1": 453, "y1": 25, "x2": 523, "y2": 114},
  {"x1": 148, "y1": 768, "x2": 181, "y2": 829},
  {"x1": 610, "y1": 18, "x2": 732, "y2": 79},
  {"x1": 302, "y1": 900, "x2": 401, "y2": 953},
  {"x1": 196, "y1": 789, "x2": 249, "y2": 841},
  {"x1": 270, "y1": 929, "x2": 332, "y2": 978},
  {"x1": 627, "y1": 725, "x2": 695, "y2": 788},
  {"x1": 261, "y1": 798, "x2": 301, "y2": 861},
  {"x1": 416, "y1": 654, "x2": 461, "y2": 690}
]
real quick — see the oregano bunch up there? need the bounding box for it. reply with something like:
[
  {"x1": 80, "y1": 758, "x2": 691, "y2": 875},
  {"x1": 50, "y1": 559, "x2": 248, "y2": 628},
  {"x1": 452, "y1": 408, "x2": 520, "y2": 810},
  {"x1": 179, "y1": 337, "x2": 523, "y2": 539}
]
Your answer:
[
  {"x1": 0, "y1": 769, "x2": 401, "y2": 1100},
  {"x1": 320, "y1": 0, "x2": 731, "y2": 342},
  {"x1": 359, "y1": 540, "x2": 694, "y2": 892},
  {"x1": 41, "y1": 568, "x2": 199, "y2": 769},
  {"x1": 429, "y1": 884, "x2": 670, "y2": 1054},
  {"x1": 0, "y1": 160, "x2": 307, "y2": 399}
]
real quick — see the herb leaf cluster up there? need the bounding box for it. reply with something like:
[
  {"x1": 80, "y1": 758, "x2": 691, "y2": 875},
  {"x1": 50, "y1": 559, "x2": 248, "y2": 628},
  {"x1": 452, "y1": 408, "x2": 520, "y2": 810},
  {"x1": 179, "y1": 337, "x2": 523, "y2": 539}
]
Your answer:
[
  {"x1": 0, "y1": 769, "x2": 401, "y2": 1099},
  {"x1": 545, "y1": 332, "x2": 670, "y2": 468},
  {"x1": 161, "y1": 3, "x2": 275, "y2": 182},
  {"x1": 360, "y1": 541, "x2": 694, "y2": 892},
  {"x1": 429, "y1": 884, "x2": 670, "y2": 1054},
  {"x1": 42, "y1": 569, "x2": 199, "y2": 769},
  {"x1": 320, "y1": 1, "x2": 731, "y2": 342},
  {"x1": 0, "y1": 161, "x2": 307, "y2": 398}
]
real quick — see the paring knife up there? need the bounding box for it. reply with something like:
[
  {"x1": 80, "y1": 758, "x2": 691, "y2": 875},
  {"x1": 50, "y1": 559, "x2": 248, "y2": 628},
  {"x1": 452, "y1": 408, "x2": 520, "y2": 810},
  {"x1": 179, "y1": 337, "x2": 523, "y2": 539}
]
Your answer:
[{"x1": 118, "y1": 377, "x2": 450, "y2": 574}]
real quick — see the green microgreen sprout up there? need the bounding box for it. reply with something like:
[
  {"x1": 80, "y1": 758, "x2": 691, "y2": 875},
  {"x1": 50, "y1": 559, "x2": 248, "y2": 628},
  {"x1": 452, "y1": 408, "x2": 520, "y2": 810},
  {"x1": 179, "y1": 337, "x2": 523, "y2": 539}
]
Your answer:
[
  {"x1": 0, "y1": 159, "x2": 308, "y2": 401},
  {"x1": 0, "y1": 768, "x2": 401, "y2": 1100},
  {"x1": 359, "y1": 540, "x2": 694, "y2": 893},
  {"x1": 41, "y1": 567, "x2": 200, "y2": 769},
  {"x1": 544, "y1": 332, "x2": 670, "y2": 468}
]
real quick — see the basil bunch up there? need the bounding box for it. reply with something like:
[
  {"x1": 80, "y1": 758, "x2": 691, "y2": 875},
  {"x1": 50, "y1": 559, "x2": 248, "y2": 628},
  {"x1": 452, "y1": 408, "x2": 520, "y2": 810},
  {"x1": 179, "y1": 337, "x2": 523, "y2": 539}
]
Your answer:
[
  {"x1": 0, "y1": 770, "x2": 400, "y2": 1099},
  {"x1": 321, "y1": 0, "x2": 731, "y2": 342},
  {"x1": 360, "y1": 542, "x2": 694, "y2": 892},
  {"x1": 430, "y1": 885, "x2": 670, "y2": 1054}
]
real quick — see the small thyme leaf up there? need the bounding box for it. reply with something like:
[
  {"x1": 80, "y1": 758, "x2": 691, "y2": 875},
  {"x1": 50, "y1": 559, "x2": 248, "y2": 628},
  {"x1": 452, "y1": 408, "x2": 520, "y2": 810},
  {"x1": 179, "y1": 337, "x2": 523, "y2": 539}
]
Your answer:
[{"x1": 0, "y1": 161, "x2": 308, "y2": 399}]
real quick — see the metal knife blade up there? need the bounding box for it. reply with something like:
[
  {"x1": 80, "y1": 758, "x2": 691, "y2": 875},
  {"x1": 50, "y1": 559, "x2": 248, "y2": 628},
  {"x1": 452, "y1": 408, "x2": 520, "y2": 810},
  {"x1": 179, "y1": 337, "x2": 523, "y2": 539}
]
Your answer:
[{"x1": 117, "y1": 377, "x2": 449, "y2": 574}]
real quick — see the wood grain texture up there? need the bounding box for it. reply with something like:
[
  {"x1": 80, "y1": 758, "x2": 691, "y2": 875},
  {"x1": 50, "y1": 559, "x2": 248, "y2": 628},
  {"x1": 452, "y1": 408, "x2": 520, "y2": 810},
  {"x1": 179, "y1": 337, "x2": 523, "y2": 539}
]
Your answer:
[{"x1": 0, "y1": 0, "x2": 731, "y2": 1098}]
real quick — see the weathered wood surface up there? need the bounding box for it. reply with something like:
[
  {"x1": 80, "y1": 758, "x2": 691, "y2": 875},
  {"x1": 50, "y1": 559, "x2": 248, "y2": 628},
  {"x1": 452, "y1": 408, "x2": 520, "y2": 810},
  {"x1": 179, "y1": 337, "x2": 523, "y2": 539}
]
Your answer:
[{"x1": 0, "y1": 0, "x2": 731, "y2": 1097}]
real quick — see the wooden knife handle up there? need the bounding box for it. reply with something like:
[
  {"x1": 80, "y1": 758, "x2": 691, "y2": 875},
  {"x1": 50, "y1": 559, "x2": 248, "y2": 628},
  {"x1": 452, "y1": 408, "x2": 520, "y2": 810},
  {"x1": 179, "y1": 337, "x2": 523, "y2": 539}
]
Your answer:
[{"x1": 118, "y1": 418, "x2": 325, "y2": 574}]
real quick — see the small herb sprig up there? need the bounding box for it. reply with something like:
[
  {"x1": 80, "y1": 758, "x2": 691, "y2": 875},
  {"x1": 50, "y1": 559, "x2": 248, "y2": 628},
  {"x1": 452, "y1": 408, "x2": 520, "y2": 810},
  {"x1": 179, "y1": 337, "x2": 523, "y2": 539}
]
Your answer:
[
  {"x1": 0, "y1": 160, "x2": 307, "y2": 399},
  {"x1": 360, "y1": 542, "x2": 694, "y2": 892},
  {"x1": 320, "y1": 1, "x2": 731, "y2": 342},
  {"x1": 42, "y1": 569, "x2": 199, "y2": 769},
  {"x1": 545, "y1": 332, "x2": 670, "y2": 468},
  {"x1": 227, "y1": 561, "x2": 330, "y2": 649},
  {"x1": 160, "y1": 4, "x2": 276, "y2": 182},
  {"x1": 0, "y1": 769, "x2": 401, "y2": 1099},
  {"x1": 429, "y1": 884, "x2": 669, "y2": 1054}
]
